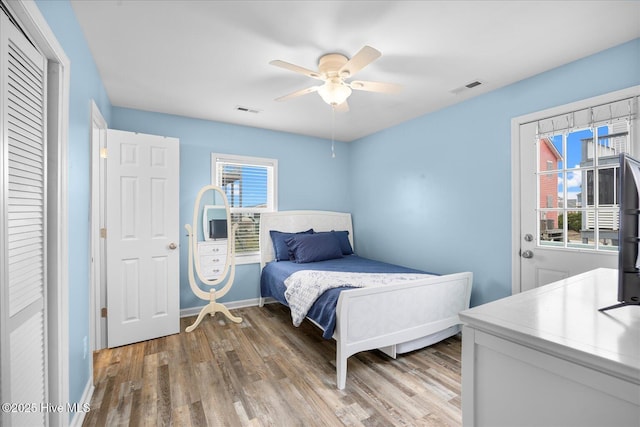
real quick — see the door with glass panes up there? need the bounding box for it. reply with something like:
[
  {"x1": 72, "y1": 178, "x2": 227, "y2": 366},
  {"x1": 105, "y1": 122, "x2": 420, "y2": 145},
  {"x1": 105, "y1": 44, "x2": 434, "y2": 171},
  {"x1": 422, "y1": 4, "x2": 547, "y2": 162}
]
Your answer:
[{"x1": 519, "y1": 94, "x2": 638, "y2": 292}]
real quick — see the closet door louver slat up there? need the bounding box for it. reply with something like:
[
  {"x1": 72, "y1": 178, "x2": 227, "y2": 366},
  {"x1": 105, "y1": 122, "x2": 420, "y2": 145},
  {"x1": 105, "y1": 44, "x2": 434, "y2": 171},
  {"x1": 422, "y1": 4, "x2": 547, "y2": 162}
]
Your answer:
[
  {"x1": 1, "y1": 11, "x2": 48, "y2": 426},
  {"x1": 7, "y1": 37, "x2": 45, "y2": 318}
]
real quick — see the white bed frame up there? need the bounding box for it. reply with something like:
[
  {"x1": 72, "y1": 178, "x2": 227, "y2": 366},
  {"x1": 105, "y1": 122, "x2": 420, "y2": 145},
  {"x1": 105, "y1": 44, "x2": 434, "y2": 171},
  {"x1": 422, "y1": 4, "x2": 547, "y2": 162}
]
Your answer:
[{"x1": 259, "y1": 210, "x2": 473, "y2": 389}]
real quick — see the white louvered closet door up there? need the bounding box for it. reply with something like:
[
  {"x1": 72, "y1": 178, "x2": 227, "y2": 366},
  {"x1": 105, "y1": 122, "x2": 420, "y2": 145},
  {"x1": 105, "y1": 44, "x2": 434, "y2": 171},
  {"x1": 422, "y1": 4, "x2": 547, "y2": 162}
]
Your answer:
[{"x1": 0, "y1": 11, "x2": 48, "y2": 427}]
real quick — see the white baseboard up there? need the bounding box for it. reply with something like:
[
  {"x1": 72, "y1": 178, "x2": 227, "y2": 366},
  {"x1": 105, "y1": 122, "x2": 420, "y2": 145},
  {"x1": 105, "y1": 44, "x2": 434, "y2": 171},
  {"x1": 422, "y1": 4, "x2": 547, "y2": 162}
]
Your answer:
[
  {"x1": 180, "y1": 297, "x2": 275, "y2": 318},
  {"x1": 69, "y1": 379, "x2": 94, "y2": 427}
]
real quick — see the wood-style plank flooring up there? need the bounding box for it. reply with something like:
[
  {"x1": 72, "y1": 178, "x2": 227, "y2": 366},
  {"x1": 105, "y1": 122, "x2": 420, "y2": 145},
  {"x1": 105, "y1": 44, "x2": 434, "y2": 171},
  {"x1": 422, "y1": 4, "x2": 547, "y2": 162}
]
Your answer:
[{"x1": 83, "y1": 304, "x2": 462, "y2": 426}]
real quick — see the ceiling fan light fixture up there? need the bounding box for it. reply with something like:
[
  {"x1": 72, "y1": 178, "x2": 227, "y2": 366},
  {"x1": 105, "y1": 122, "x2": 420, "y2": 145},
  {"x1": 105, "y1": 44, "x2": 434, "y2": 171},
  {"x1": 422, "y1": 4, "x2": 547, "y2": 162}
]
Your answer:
[
  {"x1": 317, "y1": 80, "x2": 352, "y2": 106},
  {"x1": 270, "y1": 45, "x2": 394, "y2": 109}
]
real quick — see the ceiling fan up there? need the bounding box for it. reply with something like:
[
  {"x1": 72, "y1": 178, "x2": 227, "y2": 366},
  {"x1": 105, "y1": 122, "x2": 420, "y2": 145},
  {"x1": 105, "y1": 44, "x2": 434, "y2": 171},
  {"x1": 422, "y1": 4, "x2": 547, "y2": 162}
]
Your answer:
[{"x1": 270, "y1": 45, "x2": 401, "y2": 112}]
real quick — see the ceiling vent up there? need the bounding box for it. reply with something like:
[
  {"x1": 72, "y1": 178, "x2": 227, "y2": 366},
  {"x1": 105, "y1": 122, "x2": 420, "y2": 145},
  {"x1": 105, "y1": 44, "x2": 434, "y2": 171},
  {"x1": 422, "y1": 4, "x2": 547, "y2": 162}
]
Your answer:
[
  {"x1": 450, "y1": 80, "x2": 484, "y2": 95},
  {"x1": 235, "y1": 105, "x2": 260, "y2": 114}
]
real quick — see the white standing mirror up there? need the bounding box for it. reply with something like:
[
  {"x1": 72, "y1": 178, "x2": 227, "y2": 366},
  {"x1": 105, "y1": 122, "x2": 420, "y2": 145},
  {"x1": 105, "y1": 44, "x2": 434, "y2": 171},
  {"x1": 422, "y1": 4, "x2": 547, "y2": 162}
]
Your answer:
[{"x1": 184, "y1": 185, "x2": 242, "y2": 332}]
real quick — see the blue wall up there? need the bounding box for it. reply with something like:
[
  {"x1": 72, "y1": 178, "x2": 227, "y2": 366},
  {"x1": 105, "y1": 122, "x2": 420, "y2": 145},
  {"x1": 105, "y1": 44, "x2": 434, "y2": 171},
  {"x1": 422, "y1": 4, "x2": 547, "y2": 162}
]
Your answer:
[
  {"x1": 32, "y1": 0, "x2": 640, "y2": 417},
  {"x1": 35, "y1": 0, "x2": 112, "y2": 416},
  {"x1": 112, "y1": 38, "x2": 640, "y2": 309},
  {"x1": 350, "y1": 38, "x2": 640, "y2": 307},
  {"x1": 111, "y1": 108, "x2": 351, "y2": 308}
]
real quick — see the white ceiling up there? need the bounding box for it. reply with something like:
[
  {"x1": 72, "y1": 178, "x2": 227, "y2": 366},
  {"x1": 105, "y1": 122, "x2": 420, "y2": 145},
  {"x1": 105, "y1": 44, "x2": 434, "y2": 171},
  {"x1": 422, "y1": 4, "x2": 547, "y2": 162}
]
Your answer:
[{"x1": 70, "y1": 1, "x2": 640, "y2": 142}]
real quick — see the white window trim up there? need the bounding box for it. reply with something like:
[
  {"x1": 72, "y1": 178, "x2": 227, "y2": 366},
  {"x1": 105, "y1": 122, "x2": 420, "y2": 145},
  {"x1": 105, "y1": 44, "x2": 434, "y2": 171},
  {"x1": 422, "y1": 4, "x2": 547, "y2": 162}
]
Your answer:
[{"x1": 211, "y1": 153, "x2": 278, "y2": 264}]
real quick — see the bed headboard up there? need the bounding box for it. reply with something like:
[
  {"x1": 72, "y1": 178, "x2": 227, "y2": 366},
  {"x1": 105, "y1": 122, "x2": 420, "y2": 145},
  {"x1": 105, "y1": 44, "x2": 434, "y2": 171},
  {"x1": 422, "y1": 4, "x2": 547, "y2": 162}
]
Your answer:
[{"x1": 259, "y1": 210, "x2": 353, "y2": 269}]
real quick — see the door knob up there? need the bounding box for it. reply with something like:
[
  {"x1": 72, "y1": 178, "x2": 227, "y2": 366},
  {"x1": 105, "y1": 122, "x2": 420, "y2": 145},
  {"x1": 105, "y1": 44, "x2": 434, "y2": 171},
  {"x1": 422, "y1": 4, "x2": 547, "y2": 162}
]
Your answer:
[
  {"x1": 169, "y1": 242, "x2": 177, "y2": 250},
  {"x1": 521, "y1": 250, "x2": 534, "y2": 259}
]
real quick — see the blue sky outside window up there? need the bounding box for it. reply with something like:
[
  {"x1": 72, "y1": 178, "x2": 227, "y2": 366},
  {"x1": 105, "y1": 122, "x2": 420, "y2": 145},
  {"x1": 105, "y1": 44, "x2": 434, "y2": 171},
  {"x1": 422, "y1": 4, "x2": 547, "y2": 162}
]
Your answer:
[{"x1": 222, "y1": 164, "x2": 268, "y2": 208}]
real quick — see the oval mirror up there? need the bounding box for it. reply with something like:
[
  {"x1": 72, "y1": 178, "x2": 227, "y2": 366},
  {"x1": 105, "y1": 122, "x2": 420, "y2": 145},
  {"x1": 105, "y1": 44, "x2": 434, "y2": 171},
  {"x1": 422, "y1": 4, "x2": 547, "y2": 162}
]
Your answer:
[{"x1": 184, "y1": 185, "x2": 241, "y2": 331}]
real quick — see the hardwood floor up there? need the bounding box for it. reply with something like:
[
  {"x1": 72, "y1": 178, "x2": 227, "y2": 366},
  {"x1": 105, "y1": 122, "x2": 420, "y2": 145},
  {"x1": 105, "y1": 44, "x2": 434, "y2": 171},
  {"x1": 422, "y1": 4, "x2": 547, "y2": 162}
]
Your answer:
[{"x1": 83, "y1": 304, "x2": 462, "y2": 426}]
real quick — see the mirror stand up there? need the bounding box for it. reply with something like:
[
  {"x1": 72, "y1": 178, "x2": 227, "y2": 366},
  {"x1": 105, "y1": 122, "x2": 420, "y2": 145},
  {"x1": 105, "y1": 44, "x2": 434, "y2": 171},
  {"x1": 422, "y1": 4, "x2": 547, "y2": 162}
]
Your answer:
[{"x1": 185, "y1": 185, "x2": 242, "y2": 332}]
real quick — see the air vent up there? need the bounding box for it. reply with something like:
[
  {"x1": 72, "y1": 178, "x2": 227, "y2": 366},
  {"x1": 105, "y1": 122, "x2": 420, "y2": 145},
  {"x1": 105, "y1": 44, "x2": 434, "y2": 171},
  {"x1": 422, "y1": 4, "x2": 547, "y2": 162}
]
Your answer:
[
  {"x1": 235, "y1": 105, "x2": 261, "y2": 114},
  {"x1": 450, "y1": 80, "x2": 484, "y2": 95}
]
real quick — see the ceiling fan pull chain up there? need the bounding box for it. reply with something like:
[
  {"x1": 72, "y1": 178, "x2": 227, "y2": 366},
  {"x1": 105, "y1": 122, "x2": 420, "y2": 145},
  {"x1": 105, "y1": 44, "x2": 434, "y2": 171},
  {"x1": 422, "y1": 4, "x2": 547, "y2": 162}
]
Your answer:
[{"x1": 331, "y1": 106, "x2": 336, "y2": 158}]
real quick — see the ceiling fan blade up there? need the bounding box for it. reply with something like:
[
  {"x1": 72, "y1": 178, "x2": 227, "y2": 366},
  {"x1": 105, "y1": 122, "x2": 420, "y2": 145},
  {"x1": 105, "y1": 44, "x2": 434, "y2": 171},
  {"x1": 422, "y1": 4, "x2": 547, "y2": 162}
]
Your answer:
[
  {"x1": 269, "y1": 60, "x2": 324, "y2": 81},
  {"x1": 333, "y1": 100, "x2": 349, "y2": 113},
  {"x1": 274, "y1": 86, "x2": 319, "y2": 102},
  {"x1": 339, "y1": 46, "x2": 381, "y2": 78},
  {"x1": 349, "y1": 80, "x2": 402, "y2": 94}
]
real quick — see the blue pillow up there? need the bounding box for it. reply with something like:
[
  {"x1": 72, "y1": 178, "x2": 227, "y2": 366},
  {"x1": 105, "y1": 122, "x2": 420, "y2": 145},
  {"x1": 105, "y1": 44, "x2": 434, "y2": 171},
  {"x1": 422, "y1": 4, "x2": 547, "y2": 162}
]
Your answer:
[
  {"x1": 270, "y1": 229, "x2": 313, "y2": 261},
  {"x1": 315, "y1": 230, "x2": 354, "y2": 255},
  {"x1": 285, "y1": 233, "x2": 343, "y2": 263}
]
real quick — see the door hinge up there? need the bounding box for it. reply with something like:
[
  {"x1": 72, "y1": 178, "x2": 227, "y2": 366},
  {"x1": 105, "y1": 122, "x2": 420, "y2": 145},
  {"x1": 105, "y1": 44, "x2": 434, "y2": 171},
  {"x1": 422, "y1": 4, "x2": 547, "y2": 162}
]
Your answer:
[
  {"x1": 100, "y1": 228, "x2": 107, "y2": 238},
  {"x1": 101, "y1": 307, "x2": 107, "y2": 318},
  {"x1": 100, "y1": 147, "x2": 108, "y2": 159}
]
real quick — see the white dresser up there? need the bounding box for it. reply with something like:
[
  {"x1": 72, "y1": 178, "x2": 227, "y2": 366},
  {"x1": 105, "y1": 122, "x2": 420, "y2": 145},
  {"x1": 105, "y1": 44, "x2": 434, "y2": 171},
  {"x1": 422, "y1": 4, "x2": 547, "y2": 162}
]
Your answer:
[
  {"x1": 460, "y1": 268, "x2": 640, "y2": 427},
  {"x1": 198, "y1": 240, "x2": 228, "y2": 280}
]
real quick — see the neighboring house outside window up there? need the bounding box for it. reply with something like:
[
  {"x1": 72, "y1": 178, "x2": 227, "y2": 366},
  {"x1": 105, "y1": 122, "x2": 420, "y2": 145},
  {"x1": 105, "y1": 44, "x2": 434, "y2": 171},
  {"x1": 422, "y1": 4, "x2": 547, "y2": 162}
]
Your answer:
[
  {"x1": 211, "y1": 153, "x2": 278, "y2": 264},
  {"x1": 539, "y1": 137, "x2": 562, "y2": 230}
]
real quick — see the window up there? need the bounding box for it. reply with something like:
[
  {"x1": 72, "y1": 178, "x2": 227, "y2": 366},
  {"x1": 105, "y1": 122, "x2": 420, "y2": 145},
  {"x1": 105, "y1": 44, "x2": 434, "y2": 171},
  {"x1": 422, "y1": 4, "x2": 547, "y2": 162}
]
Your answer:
[
  {"x1": 536, "y1": 98, "x2": 634, "y2": 251},
  {"x1": 211, "y1": 153, "x2": 277, "y2": 264}
]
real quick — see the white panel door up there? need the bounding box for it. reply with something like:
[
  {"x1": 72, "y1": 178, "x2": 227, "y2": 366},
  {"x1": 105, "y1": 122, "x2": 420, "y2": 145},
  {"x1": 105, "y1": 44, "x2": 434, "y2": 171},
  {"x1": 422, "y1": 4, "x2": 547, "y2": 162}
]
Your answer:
[
  {"x1": 518, "y1": 93, "x2": 639, "y2": 292},
  {"x1": 106, "y1": 130, "x2": 180, "y2": 347},
  {"x1": 0, "y1": 12, "x2": 48, "y2": 427}
]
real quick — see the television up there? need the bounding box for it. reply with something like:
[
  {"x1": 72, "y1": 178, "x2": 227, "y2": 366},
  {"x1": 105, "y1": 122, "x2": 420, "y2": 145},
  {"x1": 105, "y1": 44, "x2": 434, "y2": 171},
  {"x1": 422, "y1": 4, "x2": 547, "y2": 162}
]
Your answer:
[
  {"x1": 209, "y1": 219, "x2": 228, "y2": 240},
  {"x1": 600, "y1": 153, "x2": 640, "y2": 311}
]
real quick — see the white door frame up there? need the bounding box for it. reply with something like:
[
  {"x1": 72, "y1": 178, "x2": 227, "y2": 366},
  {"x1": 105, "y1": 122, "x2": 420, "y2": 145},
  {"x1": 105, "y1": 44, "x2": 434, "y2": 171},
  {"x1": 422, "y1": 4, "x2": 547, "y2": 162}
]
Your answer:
[
  {"x1": 90, "y1": 100, "x2": 107, "y2": 351},
  {"x1": 5, "y1": 1, "x2": 71, "y2": 426},
  {"x1": 511, "y1": 85, "x2": 640, "y2": 295}
]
